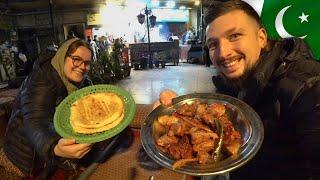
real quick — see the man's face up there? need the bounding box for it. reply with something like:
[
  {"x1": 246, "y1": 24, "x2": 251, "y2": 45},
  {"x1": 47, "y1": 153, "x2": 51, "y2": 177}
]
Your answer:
[{"x1": 206, "y1": 10, "x2": 267, "y2": 79}]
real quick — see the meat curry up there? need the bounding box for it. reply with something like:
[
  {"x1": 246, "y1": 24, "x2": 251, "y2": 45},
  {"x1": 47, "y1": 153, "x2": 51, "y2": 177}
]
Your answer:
[{"x1": 154, "y1": 99, "x2": 242, "y2": 169}]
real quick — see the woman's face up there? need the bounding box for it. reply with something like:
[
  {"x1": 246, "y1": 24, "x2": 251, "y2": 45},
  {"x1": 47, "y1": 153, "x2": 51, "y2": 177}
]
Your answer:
[{"x1": 64, "y1": 46, "x2": 92, "y2": 83}]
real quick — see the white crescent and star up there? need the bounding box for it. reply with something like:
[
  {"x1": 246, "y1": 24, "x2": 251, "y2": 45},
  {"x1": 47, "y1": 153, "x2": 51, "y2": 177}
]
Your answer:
[
  {"x1": 299, "y1": 12, "x2": 309, "y2": 23},
  {"x1": 275, "y1": 5, "x2": 307, "y2": 39}
]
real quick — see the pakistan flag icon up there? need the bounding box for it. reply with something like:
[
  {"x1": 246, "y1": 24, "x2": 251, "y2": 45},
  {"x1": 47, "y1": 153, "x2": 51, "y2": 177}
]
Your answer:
[{"x1": 244, "y1": 0, "x2": 320, "y2": 60}]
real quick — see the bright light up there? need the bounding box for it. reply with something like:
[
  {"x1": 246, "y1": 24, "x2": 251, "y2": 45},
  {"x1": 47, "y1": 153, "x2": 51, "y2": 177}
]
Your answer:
[
  {"x1": 100, "y1": 2, "x2": 139, "y2": 40},
  {"x1": 151, "y1": 0, "x2": 159, "y2": 7},
  {"x1": 96, "y1": 0, "x2": 189, "y2": 43},
  {"x1": 125, "y1": 0, "x2": 145, "y2": 9},
  {"x1": 153, "y1": 9, "x2": 188, "y2": 22},
  {"x1": 166, "y1": 1, "x2": 176, "y2": 8},
  {"x1": 194, "y1": 0, "x2": 200, "y2": 6}
]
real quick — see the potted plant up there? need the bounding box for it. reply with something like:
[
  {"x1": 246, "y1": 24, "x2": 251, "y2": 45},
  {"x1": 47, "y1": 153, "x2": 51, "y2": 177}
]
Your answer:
[
  {"x1": 122, "y1": 63, "x2": 131, "y2": 77},
  {"x1": 88, "y1": 38, "x2": 129, "y2": 84},
  {"x1": 88, "y1": 50, "x2": 115, "y2": 84},
  {"x1": 0, "y1": 49, "x2": 16, "y2": 82}
]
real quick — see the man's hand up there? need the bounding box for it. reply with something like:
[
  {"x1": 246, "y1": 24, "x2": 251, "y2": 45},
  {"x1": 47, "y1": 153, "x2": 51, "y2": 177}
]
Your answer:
[
  {"x1": 54, "y1": 138, "x2": 92, "y2": 159},
  {"x1": 153, "y1": 90, "x2": 178, "y2": 109}
]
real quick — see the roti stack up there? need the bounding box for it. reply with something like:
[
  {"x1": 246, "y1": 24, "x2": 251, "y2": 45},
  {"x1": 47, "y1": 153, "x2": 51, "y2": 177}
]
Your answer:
[{"x1": 70, "y1": 92, "x2": 124, "y2": 134}]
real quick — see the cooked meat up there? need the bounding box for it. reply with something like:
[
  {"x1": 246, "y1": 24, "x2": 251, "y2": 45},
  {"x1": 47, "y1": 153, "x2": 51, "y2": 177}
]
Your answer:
[
  {"x1": 197, "y1": 103, "x2": 226, "y2": 126},
  {"x1": 157, "y1": 134, "x2": 179, "y2": 148},
  {"x1": 219, "y1": 115, "x2": 234, "y2": 133},
  {"x1": 190, "y1": 130, "x2": 218, "y2": 145},
  {"x1": 175, "y1": 100, "x2": 201, "y2": 117},
  {"x1": 179, "y1": 135, "x2": 193, "y2": 159},
  {"x1": 208, "y1": 103, "x2": 226, "y2": 117},
  {"x1": 159, "y1": 135, "x2": 193, "y2": 160},
  {"x1": 200, "y1": 113, "x2": 217, "y2": 125},
  {"x1": 168, "y1": 120, "x2": 192, "y2": 137},
  {"x1": 196, "y1": 103, "x2": 207, "y2": 115},
  {"x1": 158, "y1": 115, "x2": 180, "y2": 126},
  {"x1": 193, "y1": 141, "x2": 215, "y2": 152},
  {"x1": 155, "y1": 99, "x2": 242, "y2": 169},
  {"x1": 174, "y1": 113, "x2": 212, "y2": 132},
  {"x1": 197, "y1": 151, "x2": 211, "y2": 164},
  {"x1": 175, "y1": 103, "x2": 196, "y2": 117},
  {"x1": 219, "y1": 115, "x2": 242, "y2": 155},
  {"x1": 224, "y1": 139, "x2": 242, "y2": 155},
  {"x1": 168, "y1": 144, "x2": 181, "y2": 160}
]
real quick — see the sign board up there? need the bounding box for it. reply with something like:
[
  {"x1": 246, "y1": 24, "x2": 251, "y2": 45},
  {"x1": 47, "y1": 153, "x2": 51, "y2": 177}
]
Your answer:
[{"x1": 87, "y1": 14, "x2": 101, "y2": 26}]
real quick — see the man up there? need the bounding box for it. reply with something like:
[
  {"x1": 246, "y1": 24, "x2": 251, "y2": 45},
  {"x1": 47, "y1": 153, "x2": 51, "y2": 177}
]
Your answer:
[{"x1": 156, "y1": 0, "x2": 320, "y2": 179}]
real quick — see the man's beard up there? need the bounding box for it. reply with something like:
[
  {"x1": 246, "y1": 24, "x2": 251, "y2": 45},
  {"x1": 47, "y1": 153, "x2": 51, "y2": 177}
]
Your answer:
[{"x1": 220, "y1": 63, "x2": 257, "y2": 90}]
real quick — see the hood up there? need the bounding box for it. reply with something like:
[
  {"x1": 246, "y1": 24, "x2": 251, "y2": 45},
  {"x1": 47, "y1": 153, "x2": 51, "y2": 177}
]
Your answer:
[
  {"x1": 280, "y1": 38, "x2": 315, "y2": 62},
  {"x1": 51, "y1": 38, "x2": 79, "y2": 94}
]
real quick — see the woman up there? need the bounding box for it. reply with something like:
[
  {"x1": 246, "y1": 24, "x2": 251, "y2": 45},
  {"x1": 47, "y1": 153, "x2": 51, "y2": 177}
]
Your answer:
[{"x1": 0, "y1": 38, "x2": 109, "y2": 178}]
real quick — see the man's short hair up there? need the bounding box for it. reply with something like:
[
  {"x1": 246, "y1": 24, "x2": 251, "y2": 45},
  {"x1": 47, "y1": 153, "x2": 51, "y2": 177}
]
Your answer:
[{"x1": 204, "y1": 0, "x2": 263, "y2": 28}]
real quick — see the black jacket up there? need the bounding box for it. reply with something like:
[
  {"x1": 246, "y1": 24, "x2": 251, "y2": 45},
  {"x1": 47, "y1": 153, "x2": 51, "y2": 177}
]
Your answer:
[
  {"x1": 3, "y1": 54, "x2": 105, "y2": 178},
  {"x1": 4, "y1": 53, "x2": 66, "y2": 177},
  {"x1": 213, "y1": 38, "x2": 320, "y2": 180}
]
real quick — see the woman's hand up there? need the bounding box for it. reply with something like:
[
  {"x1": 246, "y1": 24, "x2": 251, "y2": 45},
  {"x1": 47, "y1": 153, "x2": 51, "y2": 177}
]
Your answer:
[
  {"x1": 153, "y1": 90, "x2": 178, "y2": 109},
  {"x1": 54, "y1": 138, "x2": 92, "y2": 159}
]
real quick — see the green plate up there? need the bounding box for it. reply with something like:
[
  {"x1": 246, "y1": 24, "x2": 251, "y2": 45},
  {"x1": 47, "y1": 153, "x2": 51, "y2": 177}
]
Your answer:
[{"x1": 53, "y1": 84, "x2": 136, "y2": 143}]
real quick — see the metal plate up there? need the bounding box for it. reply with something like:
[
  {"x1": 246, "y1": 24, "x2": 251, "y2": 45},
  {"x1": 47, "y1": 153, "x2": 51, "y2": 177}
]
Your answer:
[{"x1": 141, "y1": 93, "x2": 264, "y2": 176}]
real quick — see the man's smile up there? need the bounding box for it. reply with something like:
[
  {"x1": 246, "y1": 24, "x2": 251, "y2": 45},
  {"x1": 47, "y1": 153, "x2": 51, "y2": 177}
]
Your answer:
[{"x1": 217, "y1": 55, "x2": 243, "y2": 74}]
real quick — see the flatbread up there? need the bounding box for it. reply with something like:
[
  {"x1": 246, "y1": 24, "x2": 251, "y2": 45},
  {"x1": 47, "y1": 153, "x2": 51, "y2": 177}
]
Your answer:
[
  {"x1": 71, "y1": 110, "x2": 124, "y2": 134},
  {"x1": 69, "y1": 92, "x2": 124, "y2": 133}
]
